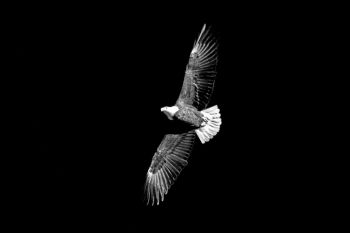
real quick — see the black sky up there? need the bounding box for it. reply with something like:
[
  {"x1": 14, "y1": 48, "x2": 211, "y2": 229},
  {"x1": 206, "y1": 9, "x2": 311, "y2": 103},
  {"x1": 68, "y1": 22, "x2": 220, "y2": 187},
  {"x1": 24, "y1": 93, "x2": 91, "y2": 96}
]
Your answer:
[{"x1": 11, "y1": 4, "x2": 315, "y2": 232}]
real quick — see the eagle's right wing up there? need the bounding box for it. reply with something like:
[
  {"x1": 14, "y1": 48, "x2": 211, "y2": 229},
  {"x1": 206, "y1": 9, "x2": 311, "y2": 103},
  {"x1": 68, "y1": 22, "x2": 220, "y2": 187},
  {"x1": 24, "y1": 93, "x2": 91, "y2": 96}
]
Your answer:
[{"x1": 145, "y1": 130, "x2": 196, "y2": 205}]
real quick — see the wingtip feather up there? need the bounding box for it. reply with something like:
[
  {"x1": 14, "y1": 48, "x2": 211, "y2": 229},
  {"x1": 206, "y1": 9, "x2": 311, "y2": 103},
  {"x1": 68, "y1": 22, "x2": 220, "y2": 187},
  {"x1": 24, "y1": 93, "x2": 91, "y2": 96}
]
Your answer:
[{"x1": 145, "y1": 132, "x2": 196, "y2": 206}]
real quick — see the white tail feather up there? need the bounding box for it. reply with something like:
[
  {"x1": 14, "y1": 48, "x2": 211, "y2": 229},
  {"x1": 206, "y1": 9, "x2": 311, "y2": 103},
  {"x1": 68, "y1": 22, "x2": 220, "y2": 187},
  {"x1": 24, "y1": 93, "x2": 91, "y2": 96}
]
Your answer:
[{"x1": 195, "y1": 105, "x2": 222, "y2": 144}]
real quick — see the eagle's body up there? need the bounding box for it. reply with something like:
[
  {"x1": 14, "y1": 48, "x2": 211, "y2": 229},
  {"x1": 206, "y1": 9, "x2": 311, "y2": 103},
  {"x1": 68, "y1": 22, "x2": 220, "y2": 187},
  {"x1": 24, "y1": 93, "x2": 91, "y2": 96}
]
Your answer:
[
  {"x1": 145, "y1": 24, "x2": 222, "y2": 205},
  {"x1": 174, "y1": 105, "x2": 204, "y2": 127}
]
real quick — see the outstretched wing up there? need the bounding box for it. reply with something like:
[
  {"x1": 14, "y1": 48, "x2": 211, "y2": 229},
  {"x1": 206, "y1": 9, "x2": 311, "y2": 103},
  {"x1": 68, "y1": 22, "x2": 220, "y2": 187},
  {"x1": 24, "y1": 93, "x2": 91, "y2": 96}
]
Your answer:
[
  {"x1": 176, "y1": 24, "x2": 219, "y2": 110},
  {"x1": 145, "y1": 130, "x2": 196, "y2": 205}
]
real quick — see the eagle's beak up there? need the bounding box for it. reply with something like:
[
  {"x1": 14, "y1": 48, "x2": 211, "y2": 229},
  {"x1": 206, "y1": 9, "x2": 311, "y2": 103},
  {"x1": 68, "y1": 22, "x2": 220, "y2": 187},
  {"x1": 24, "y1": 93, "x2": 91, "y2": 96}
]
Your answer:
[{"x1": 160, "y1": 108, "x2": 174, "y2": 120}]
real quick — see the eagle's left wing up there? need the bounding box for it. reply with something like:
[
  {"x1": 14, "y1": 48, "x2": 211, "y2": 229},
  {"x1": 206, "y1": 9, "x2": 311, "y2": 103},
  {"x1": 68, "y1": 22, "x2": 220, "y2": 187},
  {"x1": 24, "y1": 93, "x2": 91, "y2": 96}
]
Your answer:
[
  {"x1": 145, "y1": 130, "x2": 196, "y2": 205},
  {"x1": 176, "y1": 24, "x2": 219, "y2": 110}
]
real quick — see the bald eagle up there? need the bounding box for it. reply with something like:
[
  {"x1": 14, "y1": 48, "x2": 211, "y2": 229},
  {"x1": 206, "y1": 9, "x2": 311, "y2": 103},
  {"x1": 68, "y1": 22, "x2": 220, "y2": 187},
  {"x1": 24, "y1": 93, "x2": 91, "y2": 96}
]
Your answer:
[{"x1": 145, "y1": 24, "x2": 222, "y2": 205}]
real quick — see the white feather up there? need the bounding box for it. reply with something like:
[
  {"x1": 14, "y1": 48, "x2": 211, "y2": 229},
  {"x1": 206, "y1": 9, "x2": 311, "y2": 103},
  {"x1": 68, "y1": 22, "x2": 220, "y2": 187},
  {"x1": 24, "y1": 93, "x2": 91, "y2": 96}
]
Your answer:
[{"x1": 195, "y1": 105, "x2": 222, "y2": 144}]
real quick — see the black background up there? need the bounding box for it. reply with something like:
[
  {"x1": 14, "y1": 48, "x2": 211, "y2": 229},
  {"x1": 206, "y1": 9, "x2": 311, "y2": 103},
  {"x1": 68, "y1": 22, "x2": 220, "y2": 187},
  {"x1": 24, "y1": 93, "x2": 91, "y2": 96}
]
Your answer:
[{"x1": 10, "y1": 3, "x2": 319, "y2": 232}]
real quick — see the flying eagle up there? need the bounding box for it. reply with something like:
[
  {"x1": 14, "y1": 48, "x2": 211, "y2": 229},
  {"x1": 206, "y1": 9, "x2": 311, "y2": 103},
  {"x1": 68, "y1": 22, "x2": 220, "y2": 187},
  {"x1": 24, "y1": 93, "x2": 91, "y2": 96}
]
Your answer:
[{"x1": 145, "y1": 24, "x2": 222, "y2": 205}]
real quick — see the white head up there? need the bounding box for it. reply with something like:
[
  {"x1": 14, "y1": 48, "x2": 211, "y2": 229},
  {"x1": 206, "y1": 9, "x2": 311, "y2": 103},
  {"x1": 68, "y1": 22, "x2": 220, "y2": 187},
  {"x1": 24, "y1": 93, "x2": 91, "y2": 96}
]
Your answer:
[{"x1": 160, "y1": 106, "x2": 179, "y2": 120}]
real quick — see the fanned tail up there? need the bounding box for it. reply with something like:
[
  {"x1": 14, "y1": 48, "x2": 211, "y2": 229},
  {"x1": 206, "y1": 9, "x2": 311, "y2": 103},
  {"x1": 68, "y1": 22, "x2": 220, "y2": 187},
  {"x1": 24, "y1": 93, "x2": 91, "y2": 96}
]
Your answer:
[{"x1": 195, "y1": 105, "x2": 222, "y2": 144}]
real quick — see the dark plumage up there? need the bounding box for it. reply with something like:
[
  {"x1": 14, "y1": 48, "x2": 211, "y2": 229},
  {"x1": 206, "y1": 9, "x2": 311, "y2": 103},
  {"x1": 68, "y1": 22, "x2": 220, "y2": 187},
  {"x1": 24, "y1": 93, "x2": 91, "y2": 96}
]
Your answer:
[
  {"x1": 176, "y1": 24, "x2": 218, "y2": 111},
  {"x1": 174, "y1": 105, "x2": 203, "y2": 127},
  {"x1": 145, "y1": 24, "x2": 222, "y2": 205},
  {"x1": 145, "y1": 132, "x2": 196, "y2": 205}
]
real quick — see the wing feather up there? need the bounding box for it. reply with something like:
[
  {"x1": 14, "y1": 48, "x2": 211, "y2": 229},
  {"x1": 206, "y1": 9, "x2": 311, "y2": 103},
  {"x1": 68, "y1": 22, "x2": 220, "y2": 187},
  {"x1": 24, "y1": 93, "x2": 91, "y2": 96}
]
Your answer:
[
  {"x1": 176, "y1": 24, "x2": 219, "y2": 110},
  {"x1": 145, "y1": 130, "x2": 196, "y2": 205}
]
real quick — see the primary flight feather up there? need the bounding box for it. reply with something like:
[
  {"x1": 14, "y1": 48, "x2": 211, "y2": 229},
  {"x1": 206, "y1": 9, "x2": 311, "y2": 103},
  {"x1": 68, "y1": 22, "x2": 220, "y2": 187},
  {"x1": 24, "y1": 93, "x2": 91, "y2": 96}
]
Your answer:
[{"x1": 145, "y1": 24, "x2": 222, "y2": 205}]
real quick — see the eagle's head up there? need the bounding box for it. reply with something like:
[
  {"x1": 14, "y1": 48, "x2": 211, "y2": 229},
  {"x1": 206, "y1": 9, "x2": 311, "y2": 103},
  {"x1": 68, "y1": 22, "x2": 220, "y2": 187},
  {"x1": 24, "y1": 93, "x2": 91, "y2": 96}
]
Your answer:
[{"x1": 161, "y1": 106, "x2": 179, "y2": 120}]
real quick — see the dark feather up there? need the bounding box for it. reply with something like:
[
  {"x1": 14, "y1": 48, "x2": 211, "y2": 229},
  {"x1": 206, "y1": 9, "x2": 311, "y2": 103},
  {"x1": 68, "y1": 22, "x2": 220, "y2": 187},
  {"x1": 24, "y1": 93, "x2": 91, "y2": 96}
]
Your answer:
[
  {"x1": 176, "y1": 24, "x2": 219, "y2": 110},
  {"x1": 145, "y1": 130, "x2": 196, "y2": 205}
]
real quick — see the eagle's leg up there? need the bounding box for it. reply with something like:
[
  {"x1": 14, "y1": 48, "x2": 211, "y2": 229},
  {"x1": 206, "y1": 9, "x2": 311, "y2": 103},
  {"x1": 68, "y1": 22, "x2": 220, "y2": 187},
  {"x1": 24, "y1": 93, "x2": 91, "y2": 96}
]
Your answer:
[{"x1": 201, "y1": 115, "x2": 210, "y2": 126}]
